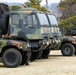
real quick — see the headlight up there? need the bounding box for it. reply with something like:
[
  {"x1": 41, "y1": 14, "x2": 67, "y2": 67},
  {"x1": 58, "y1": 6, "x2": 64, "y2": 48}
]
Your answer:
[{"x1": 17, "y1": 44, "x2": 22, "y2": 49}]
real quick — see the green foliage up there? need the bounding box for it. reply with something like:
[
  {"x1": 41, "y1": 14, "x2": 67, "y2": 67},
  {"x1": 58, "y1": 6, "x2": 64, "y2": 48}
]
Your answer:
[
  {"x1": 59, "y1": 16, "x2": 76, "y2": 35},
  {"x1": 26, "y1": 0, "x2": 42, "y2": 5},
  {"x1": 59, "y1": 0, "x2": 67, "y2": 9},
  {"x1": 24, "y1": 0, "x2": 50, "y2": 12},
  {"x1": 59, "y1": 0, "x2": 76, "y2": 19},
  {"x1": 24, "y1": 0, "x2": 42, "y2": 7}
]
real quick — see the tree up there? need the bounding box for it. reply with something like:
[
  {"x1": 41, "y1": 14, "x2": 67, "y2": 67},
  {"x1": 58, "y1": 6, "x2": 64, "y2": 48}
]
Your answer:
[
  {"x1": 59, "y1": 16, "x2": 76, "y2": 35},
  {"x1": 24, "y1": 0, "x2": 49, "y2": 12},
  {"x1": 59, "y1": 0, "x2": 76, "y2": 19},
  {"x1": 25, "y1": 0, "x2": 42, "y2": 7}
]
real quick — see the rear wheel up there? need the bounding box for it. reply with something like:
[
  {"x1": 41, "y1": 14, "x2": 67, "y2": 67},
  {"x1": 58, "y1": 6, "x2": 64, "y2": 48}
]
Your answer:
[
  {"x1": 30, "y1": 48, "x2": 40, "y2": 62},
  {"x1": 20, "y1": 51, "x2": 30, "y2": 65},
  {"x1": 37, "y1": 50, "x2": 43, "y2": 59},
  {"x1": 20, "y1": 51, "x2": 27, "y2": 65},
  {"x1": 41, "y1": 49, "x2": 50, "y2": 59},
  {"x1": 2, "y1": 48, "x2": 22, "y2": 68},
  {"x1": 61, "y1": 43, "x2": 75, "y2": 56}
]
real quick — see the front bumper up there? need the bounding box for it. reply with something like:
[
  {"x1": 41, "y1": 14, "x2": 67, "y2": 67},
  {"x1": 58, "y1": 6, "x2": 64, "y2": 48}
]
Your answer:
[
  {"x1": 49, "y1": 38, "x2": 61, "y2": 50},
  {"x1": 39, "y1": 39, "x2": 51, "y2": 51}
]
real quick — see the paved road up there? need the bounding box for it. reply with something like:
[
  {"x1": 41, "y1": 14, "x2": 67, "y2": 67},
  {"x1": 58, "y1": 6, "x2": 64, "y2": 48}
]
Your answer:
[{"x1": 0, "y1": 50, "x2": 76, "y2": 75}]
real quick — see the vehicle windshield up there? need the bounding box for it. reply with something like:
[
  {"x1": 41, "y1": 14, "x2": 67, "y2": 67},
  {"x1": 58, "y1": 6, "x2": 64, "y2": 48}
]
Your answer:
[
  {"x1": 48, "y1": 15, "x2": 58, "y2": 26},
  {"x1": 37, "y1": 13, "x2": 49, "y2": 26}
]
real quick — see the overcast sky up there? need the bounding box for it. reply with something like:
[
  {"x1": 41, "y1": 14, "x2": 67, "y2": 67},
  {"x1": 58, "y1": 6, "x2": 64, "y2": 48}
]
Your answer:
[{"x1": 0, "y1": 0, "x2": 60, "y2": 5}]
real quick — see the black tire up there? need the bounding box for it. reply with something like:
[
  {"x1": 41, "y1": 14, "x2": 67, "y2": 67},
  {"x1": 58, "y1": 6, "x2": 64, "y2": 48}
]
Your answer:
[
  {"x1": 2, "y1": 48, "x2": 22, "y2": 68},
  {"x1": 37, "y1": 50, "x2": 43, "y2": 59},
  {"x1": 20, "y1": 51, "x2": 27, "y2": 65},
  {"x1": 61, "y1": 43, "x2": 75, "y2": 56},
  {"x1": 0, "y1": 14, "x2": 9, "y2": 34},
  {"x1": 41, "y1": 49, "x2": 50, "y2": 59},
  {"x1": 30, "y1": 50, "x2": 40, "y2": 62}
]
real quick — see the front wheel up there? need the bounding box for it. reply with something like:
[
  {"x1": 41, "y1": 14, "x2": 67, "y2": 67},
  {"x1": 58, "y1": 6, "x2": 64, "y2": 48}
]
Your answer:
[
  {"x1": 61, "y1": 43, "x2": 75, "y2": 56},
  {"x1": 2, "y1": 48, "x2": 22, "y2": 68}
]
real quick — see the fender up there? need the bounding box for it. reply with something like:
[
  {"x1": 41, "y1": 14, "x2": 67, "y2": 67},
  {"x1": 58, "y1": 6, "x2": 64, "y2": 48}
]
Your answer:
[
  {"x1": 60, "y1": 37, "x2": 76, "y2": 49},
  {"x1": 0, "y1": 39, "x2": 27, "y2": 53}
]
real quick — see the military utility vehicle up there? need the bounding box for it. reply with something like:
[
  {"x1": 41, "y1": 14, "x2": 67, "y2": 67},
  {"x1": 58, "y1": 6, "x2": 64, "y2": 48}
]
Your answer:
[
  {"x1": 46, "y1": 13, "x2": 76, "y2": 56},
  {"x1": 0, "y1": 3, "x2": 31, "y2": 67},
  {"x1": 0, "y1": 3, "x2": 51, "y2": 61},
  {"x1": 9, "y1": 8, "x2": 51, "y2": 60},
  {"x1": 17, "y1": 8, "x2": 50, "y2": 58},
  {"x1": 0, "y1": 37, "x2": 31, "y2": 68},
  {"x1": 46, "y1": 14, "x2": 61, "y2": 49}
]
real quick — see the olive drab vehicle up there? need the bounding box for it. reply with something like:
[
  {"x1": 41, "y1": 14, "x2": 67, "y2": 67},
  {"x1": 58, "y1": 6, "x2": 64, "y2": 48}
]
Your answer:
[
  {"x1": 45, "y1": 14, "x2": 61, "y2": 50},
  {"x1": 9, "y1": 8, "x2": 51, "y2": 60},
  {"x1": 46, "y1": 13, "x2": 76, "y2": 56},
  {"x1": 0, "y1": 3, "x2": 31, "y2": 67},
  {"x1": 0, "y1": 3, "x2": 51, "y2": 62}
]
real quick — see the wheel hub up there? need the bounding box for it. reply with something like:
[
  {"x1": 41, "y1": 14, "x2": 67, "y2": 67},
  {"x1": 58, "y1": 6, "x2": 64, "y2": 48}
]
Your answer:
[
  {"x1": 7, "y1": 53, "x2": 16, "y2": 63},
  {"x1": 64, "y1": 47, "x2": 70, "y2": 54}
]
